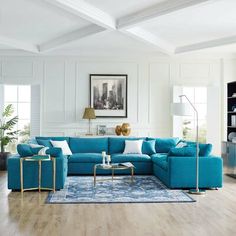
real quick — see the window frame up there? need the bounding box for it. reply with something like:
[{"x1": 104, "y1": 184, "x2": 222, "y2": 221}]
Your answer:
[{"x1": 3, "y1": 85, "x2": 31, "y2": 144}]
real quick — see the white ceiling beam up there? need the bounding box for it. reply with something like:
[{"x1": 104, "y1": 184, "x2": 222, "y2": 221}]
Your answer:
[
  {"x1": 0, "y1": 36, "x2": 39, "y2": 53},
  {"x1": 39, "y1": 24, "x2": 105, "y2": 52},
  {"x1": 117, "y1": 0, "x2": 216, "y2": 29},
  {"x1": 175, "y1": 35, "x2": 236, "y2": 54},
  {"x1": 44, "y1": 0, "x2": 116, "y2": 30},
  {"x1": 124, "y1": 27, "x2": 175, "y2": 55}
]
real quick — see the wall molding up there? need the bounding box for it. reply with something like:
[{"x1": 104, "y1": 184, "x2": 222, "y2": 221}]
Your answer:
[{"x1": 0, "y1": 56, "x2": 222, "y2": 145}]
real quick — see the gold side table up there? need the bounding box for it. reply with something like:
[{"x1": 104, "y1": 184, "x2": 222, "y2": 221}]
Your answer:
[{"x1": 20, "y1": 155, "x2": 56, "y2": 193}]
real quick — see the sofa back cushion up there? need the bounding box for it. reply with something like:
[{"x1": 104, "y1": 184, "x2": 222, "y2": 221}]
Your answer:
[
  {"x1": 147, "y1": 137, "x2": 179, "y2": 153},
  {"x1": 168, "y1": 146, "x2": 196, "y2": 157},
  {"x1": 35, "y1": 137, "x2": 70, "y2": 148},
  {"x1": 109, "y1": 137, "x2": 145, "y2": 154},
  {"x1": 185, "y1": 141, "x2": 212, "y2": 156},
  {"x1": 69, "y1": 137, "x2": 108, "y2": 153}
]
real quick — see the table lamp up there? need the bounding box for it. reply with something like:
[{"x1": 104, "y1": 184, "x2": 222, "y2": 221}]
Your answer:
[{"x1": 83, "y1": 107, "x2": 96, "y2": 135}]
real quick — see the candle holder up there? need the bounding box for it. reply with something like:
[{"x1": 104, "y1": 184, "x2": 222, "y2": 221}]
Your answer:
[
  {"x1": 102, "y1": 151, "x2": 106, "y2": 166},
  {"x1": 106, "y1": 155, "x2": 111, "y2": 166}
]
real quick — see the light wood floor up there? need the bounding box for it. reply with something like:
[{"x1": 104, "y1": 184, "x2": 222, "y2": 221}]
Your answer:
[{"x1": 1, "y1": 172, "x2": 236, "y2": 236}]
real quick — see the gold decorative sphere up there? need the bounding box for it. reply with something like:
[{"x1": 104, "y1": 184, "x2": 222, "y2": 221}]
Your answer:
[
  {"x1": 115, "y1": 125, "x2": 122, "y2": 136},
  {"x1": 121, "y1": 123, "x2": 131, "y2": 136}
]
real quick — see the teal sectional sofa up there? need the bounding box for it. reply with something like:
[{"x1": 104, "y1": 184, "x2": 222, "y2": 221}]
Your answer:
[{"x1": 7, "y1": 136, "x2": 223, "y2": 190}]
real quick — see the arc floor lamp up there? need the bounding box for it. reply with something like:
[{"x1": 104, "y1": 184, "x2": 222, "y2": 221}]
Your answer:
[{"x1": 172, "y1": 95, "x2": 205, "y2": 195}]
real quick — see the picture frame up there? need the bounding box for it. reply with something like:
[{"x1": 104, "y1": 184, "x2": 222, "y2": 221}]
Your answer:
[
  {"x1": 90, "y1": 74, "x2": 128, "y2": 118},
  {"x1": 97, "y1": 125, "x2": 107, "y2": 135}
]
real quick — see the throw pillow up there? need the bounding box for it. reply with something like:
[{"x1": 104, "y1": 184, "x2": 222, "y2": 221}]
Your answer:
[
  {"x1": 50, "y1": 140, "x2": 72, "y2": 155},
  {"x1": 31, "y1": 146, "x2": 45, "y2": 155},
  {"x1": 123, "y1": 140, "x2": 143, "y2": 154},
  {"x1": 147, "y1": 138, "x2": 179, "y2": 153},
  {"x1": 17, "y1": 144, "x2": 34, "y2": 157},
  {"x1": 142, "y1": 140, "x2": 156, "y2": 155},
  {"x1": 38, "y1": 147, "x2": 49, "y2": 155},
  {"x1": 28, "y1": 138, "x2": 38, "y2": 145},
  {"x1": 175, "y1": 141, "x2": 187, "y2": 148},
  {"x1": 37, "y1": 139, "x2": 52, "y2": 148},
  {"x1": 199, "y1": 143, "x2": 212, "y2": 156},
  {"x1": 29, "y1": 143, "x2": 44, "y2": 148}
]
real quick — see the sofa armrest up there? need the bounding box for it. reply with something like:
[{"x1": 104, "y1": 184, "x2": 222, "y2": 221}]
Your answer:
[{"x1": 168, "y1": 156, "x2": 223, "y2": 188}]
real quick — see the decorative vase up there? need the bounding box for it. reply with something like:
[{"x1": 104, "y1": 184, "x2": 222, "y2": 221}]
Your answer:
[
  {"x1": 115, "y1": 125, "x2": 122, "y2": 136},
  {"x1": 121, "y1": 123, "x2": 131, "y2": 136},
  {"x1": 0, "y1": 152, "x2": 10, "y2": 171},
  {"x1": 106, "y1": 155, "x2": 111, "y2": 165}
]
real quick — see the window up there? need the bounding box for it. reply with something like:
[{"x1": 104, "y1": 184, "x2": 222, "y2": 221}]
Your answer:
[
  {"x1": 4, "y1": 85, "x2": 31, "y2": 152},
  {"x1": 181, "y1": 87, "x2": 207, "y2": 143}
]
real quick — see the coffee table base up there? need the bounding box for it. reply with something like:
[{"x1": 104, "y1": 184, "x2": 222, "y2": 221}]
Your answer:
[{"x1": 94, "y1": 164, "x2": 134, "y2": 186}]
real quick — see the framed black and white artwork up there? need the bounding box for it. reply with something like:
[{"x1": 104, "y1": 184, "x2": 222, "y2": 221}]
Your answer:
[{"x1": 90, "y1": 74, "x2": 128, "y2": 118}]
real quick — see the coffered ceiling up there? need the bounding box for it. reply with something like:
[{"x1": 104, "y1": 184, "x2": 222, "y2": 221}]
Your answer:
[{"x1": 0, "y1": 0, "x2": 235, "y2": 55}]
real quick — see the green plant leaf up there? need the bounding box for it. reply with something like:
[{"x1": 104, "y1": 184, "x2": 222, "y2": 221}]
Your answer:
[
  {"x1": 4, "y1": 116, "x2": 18, "y2": 130},
  {"x1": 6, "y1": 130, "x2": 20, "y2": 136},
  {"x1": 0, "y1": 104, "x2": 18, "y2": 152},
  {"x1": 2, "y1": 104, "x2": 14, "y2": 117}
]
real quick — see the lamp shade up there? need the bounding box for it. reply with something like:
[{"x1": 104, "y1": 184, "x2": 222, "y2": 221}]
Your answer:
[
  {"x1": 83, "y1": 107, "x2": 96, "y2": 119},
  {"x1": 171, "y1": 103, "x2": 192, "y2": 116}
]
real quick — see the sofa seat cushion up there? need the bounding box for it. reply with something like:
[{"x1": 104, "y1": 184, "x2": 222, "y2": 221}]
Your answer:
[
  {"x1": 68, "y1": 153, "x2": 102, "y2": 163},
  {"x1": 151, "y1": 153, "x2": 168, "y2": 170},
  {"x1": 111, "y1": 153, "x2": 151, "y2": 163}
]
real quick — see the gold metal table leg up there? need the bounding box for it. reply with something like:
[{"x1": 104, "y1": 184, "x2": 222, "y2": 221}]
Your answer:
[
  {"x1": 53, "y1": 158, "x2": 56, "y2": 192},
  {"x1": 131, "y1": 167, "x2": 134, "y2": 182},
  {"x1": 39, "y1": 160, "x2": 41, "y2": 192},
  {"x1": 94, "y1": 166, "x2": 96, "y2": 186},
  {"x1": 20, "y1": 158, "x2": 23, "y2": 193},
  {"x1": 112, "y1": 168, "x2": 114, "y2": 181}
]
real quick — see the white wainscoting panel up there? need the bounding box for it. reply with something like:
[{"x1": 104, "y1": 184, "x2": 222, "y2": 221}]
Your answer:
[
  {"x1": 180, "y1": 63, "x2": 210, "y2": 78},
  {"x1": 149, "y1": 63, "x2": 171, "y2": 137},
  {"x1": 0, "y1": 56, "x2": 222, "y2": 153},
  {"x1": 43, "y1": 61, "x2": 65, "y2": 123},
  {"x1": 2, "y1": 60, "x2": 33, "y2": 78}
]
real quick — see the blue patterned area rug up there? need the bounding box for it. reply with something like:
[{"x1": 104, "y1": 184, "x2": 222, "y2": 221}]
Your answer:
[{"x1": 46, "y1": 176, "x2": 195, "y2": 204}]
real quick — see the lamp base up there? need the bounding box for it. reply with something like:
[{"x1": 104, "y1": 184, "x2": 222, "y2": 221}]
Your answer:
[{"x1": 188, "y1": 189, "x2": 206, "y2": 195}]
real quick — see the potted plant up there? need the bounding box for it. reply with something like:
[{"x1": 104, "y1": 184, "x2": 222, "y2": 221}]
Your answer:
[{"x1": 0, "y1": 104, "x2": 19, "y2": 170}]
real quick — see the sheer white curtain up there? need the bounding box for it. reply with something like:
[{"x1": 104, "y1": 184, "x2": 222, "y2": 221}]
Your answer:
[
  {"x1": 172, "y1": 86, "x2": 183, "y2": 138},
  {"x1": 172, "y1": 85, "x2": 221, "y2": 155},
  {"x1": 30, "y1": 85, "x2": 41, "y2": 137},
  {"x1": 0, "y1": 85, "x2": 4, "y2": 119}
]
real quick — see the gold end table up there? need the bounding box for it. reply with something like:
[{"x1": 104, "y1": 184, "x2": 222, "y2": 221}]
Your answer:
[
  {"x1": 93, "y1": 163, "x2": 134, "y2": 186},
  {"x1": 20, "y1": 155, "x2": 56, "y2": 193}
]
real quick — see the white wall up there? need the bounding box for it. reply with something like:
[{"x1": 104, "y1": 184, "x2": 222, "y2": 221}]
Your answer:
[{"x1": 0, "y1": 56, "x2": 222, "y2": 153}]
